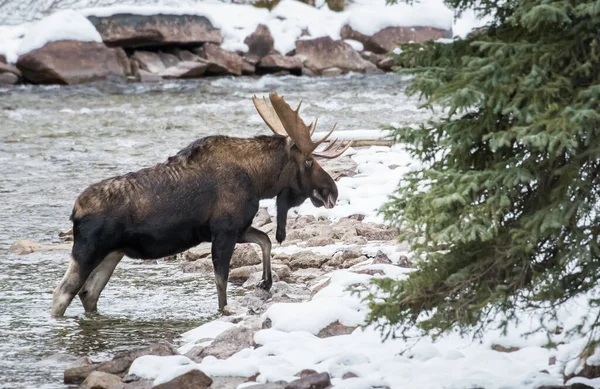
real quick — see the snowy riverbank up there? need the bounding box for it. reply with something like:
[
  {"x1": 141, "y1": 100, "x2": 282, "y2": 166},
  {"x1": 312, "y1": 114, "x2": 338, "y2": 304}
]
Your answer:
[{"x1": 59, "y1": 143, "x2": 600, "y2": 389}]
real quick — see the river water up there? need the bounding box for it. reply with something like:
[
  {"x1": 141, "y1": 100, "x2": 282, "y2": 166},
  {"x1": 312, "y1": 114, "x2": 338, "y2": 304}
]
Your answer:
[{"x1": 0, "y1": 73, "x2": 423, "y2": 388}]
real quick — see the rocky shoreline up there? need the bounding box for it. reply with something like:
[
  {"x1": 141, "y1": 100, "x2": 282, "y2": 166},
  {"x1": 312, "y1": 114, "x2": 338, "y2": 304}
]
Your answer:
[{"x1": 0, "y1": 8, "x2": 452, "y2": 86}]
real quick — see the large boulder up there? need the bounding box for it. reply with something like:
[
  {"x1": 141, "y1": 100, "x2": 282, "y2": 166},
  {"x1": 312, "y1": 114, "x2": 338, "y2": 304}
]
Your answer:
[
  {"x1": 186, "y1": 326, "x2": 254, "y2": 362},
  {"x1": 152, "y1": 369, "x2": 212, "y2": 389},
  {"x1": 258, "y1": 54, "x2": 302, "y2": 75},
  {"x1": 79, "y1": 371, "x2": 122, "y2": 389},
  {"x1": 295, "y1": 36, "x2": 375, "y2": 75},
  {"x1": 341, "y1": 24, "x2": 452, "y2": 54},
  {"x1": 195, "y1": 43, "x2": 243, "y2": 76},
  {"x1": 17, "y1": 41, "x2": 127, "y2": 85},
  {"x1": 87, "y1": 14, "x2": 222, "y2": 48},
  {"x1": 244, "y1": 24, "x2": 275, "y2": 59}
]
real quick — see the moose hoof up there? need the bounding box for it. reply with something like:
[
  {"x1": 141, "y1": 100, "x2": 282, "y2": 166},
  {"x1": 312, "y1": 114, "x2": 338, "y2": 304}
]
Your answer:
[{"x1": 257, "y1": 277, "x2": 273, "y2": 291}]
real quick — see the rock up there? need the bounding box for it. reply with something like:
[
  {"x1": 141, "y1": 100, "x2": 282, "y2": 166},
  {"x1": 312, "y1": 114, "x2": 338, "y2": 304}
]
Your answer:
[
  {"x1": 195, "y1": 44, "x2": 243, "y2": 76},
  {"x1": 138, "y1": 70, "x2": 162, "y2": 83},
  {"x1": 10, "y1": 240, "x2": 71, "y2": 255},
  {"x1": 397, "y1": 255, "x2": 412, "y2": 268},
  {"x1": 360, "y1": 50, "x2": 386, "y2": 65},
  {"x1": 242, "y1": 270, "x2": 281, "y2": 289},
  {"x1": 116, "y1": 380, "x2": 153, "y2": 389},
  {"x1": 87, "y1": 14, "x2": 222, "y2": 48},
  {"x1": 322, "y1": 67, "x2": 342, "y2": 77},
  {"x1": 231, "y1": 244, "x2": 261, "y2": 268},
  {"x1": 285, "y1": 372, "x2": 331, "y2": 389},
  {"x1": 295, "y1": 37, "x2": 375, "y2": 75},
  {"x1": 371, "y1": 250, "x2": 392, "y2": 265},
  {"x1": 317, "y1": 321, "x2": 357, "y2": 338},
  {"x1": 355, "y1": 224, "x2": 397, "y2": 241},
  {"x1": 95, "y1": 342, "x2": 177, "y2": 378},
  {"x1": 310, "y1": 279, "x2": 330, "y2": 298},
  {"x1": 196, "y1": 326, "x2": 254, "y2": 360},
  {"x1": 319, "y1": 155, "x2": 357, "y2": 181},
  {"x1": 229, "y1": 265, "x2": 260, "y2": 284},
  {"x1": 17, "y1": 41, "x2": 127, "y2": 85},
  {"x1": 289, "y1": 251, "x2": 329, "y2": 270},
  {"x1": 342, "y1": 372, "x2": 358, "y2": 379},
  {"x1": 176, "y1": 49, "x2": 200, "y2": 61},
  {"x1": 306, "y1": 236, "x2": 334, "y2": 247},
  {"x1": 160, "y1": 60, "x2": 210, "y2": 79},
  {"x1": 131, "y1": 51, "x2": 166, "y2": 74},
  {"x1": 244, "y1": 24, "x2": 275, "y2": 58},
  {"x1": 377, "y1": 57, "x2": 395, "y2": 72},
  {"x1": 253, "y1": 208, "x2": 272, "y2": 228},
  {"x1": 152, "y1": 369, "x2": 212, "y2": 389},
  {"x1": 295, "y1": 369, "x2": 319, "y2": 378},
  {"x1": 262, "y1": 317, "x2": 272, "y2": 329},
  {"x1": 352, "y1": 268, "x2": 385, "y2": 276},
  {"x1": 182, "y1": 257, "x2": 213, "y2": 273},
  {"x1": 80, "y1": 371, "x2": 122, "y2": 389},
  {"x1": 0, "y1": 72, "x2": 18, "y2": 85},
  {"x1": 208, "y1": 377, "x2": 247, "y2": 389},
  {"x1": 288, "y1": 268, "x2": 325, "y2": 284},
  {"x1": 271, "y1": 281, "x2": 309, "y2": 298},
  {"x1": 258, "y1": 54, "x2": 302, "y2": 74},
  {"x1": 0, "y1": 62, "x2": 21, "y2": 76},
  {"x1": 0, "y1": 54, "x2": 5, "y2": 63},
  {"x1": 346, "y1": 236, "x2": 367, "y2": 245},
  {"x1": 158, "y1": 52, "x2": 179, "y2": 68},
  {"x1": 491, "y1": 344, "x2": 520, "y2": 353},
  {"x1": 65, "y1": 365, "x2": 98, "y2": 385},
  {"x1": 184, "y1": 244, "x2": 212, "y2": 261},
  {"x1": 242, "y1": 60, "x2": 256, "y2": 75},
  {"x1": 345, "y1": 255, "x2": 368, "y2": 268},
  {"x1": 340, "y1": 24, "x2": 451, "y2": 54},
  {"x1": 248, "y1": 384, "x2": 286, "y2": 389}
]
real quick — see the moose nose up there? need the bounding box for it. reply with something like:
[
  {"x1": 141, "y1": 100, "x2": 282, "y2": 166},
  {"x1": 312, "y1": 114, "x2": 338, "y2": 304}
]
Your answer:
[{"x1": 325, "y1": 194, "x2": 336, "y2": 209}]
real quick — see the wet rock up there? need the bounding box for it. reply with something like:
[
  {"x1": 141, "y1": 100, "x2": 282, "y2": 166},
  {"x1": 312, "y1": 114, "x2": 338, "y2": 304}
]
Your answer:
[
  {"x1": 96, "y1": 341, "x2": 177, "y2": 377},
  {"x1": 317, "y1": 321, "x2": 357, "y2": 338},
  {"x1": 285, "y1": 372, "x2": 331, "y2": 389},
  {"x1": 182, "y1": 257, "x2": 213, "y2": 273},
  {"x1": 87, "y1": 14, "x2": 222, "y2": 48},
  {"x1": 295, "y1": 36, "x2": 375, "y2": 75},
  {"x1": 371, "y1": 250, "x2": 392, "y2": 265},
  {"x1": 289, "y1": 251, "x2": 329, "y2": 270},
  {"x1": 355, "y1": 224, "x2": 397, "y2": 241},
  {"x1": 195, "y1": 326, "x2": 254, "y2": 361},
  {"x1": 160, "y1": 60, "x2": 210, "y2": 79},
  {"x1": 231, "y1": 244, "x2": 261, "y2": 268},
  {"x1": 0, "y1": 72, "x2": 19, "y2": 85},
  {"x1": 17, "y1": 41, "x2": 127, "y2": 85},
  {"x1": 322, "y1": 67, "x2": 342, "y2": 77},
  {"x1": 244, "y1": 24, "x2": 275, "y2": 58},
  {"x1": 253, "y1": 208, "x2": 272, "y2": 228},
  {"x1": 153, "y1": 369, "x2": 212, "y2": 389},
  {"x1": 195, "y1": 43, "x2": 243, "y2": 76},
  {"x1": 258, "y1": 54, "x2": 302, "y2": 74},
  {"x1": 340, "y1": 24, "x2": 451, "y2": 54},
  {"x1": 79, "y1": 371, "x2": 121, "y2": 389},
  {"x1": 65, "y1": 365, "x2": 98, "y2": 385},
  {"x1": 131, "y1": 51, "x2": 166, "y2": 74},
  {"x1": 397, "y1": 255, "x2": 412, "y2": 268},
  {"x1": 10, "y1": 239, "x2": 71, "y2": 255}
]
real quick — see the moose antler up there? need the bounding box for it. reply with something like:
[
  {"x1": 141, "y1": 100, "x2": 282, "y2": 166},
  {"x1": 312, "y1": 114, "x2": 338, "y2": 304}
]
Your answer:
[{"x1": 257, "y1": 93, "x2": 351, "y2": 158}]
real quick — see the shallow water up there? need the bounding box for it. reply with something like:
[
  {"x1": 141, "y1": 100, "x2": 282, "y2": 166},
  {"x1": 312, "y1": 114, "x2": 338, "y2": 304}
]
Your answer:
[{"x1": 0, "y1": 73, "x2": 423, "y2": 388}]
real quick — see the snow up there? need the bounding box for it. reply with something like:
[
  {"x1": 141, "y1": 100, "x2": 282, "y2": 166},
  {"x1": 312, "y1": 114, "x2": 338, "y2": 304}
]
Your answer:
[
  {"x1": 177, "y1": 320, "x2": 237, "y2": 354},
  {"x1": 16, "y1": 10, "x2": 101, "y2": 57}
]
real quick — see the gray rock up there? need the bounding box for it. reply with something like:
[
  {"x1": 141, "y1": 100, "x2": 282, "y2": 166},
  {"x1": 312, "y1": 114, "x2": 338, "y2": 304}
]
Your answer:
[
  {"x1": 244, "y1": 24, "x2": 275, "y2": 58},
  {"x1": 316, "y1": 321, "x2": 357, "y2": 338},
  {"x1": 253, "y1": 208, "x2": 272, "y2": 228},
  {"x1": 17, "y1": 41, "x2": 127, "y2": 85},
  {"x1": 79, "y1": 371, "x2": 122, "y2": 389},
  {"x1": 371, "y1": 250, "x2": 392, "y2": 265},
  {"x1": 231, "y1": 244, "x2": 261, "y2": 268},
  {"x1": 258, "y1": 54, "x2": 302, "y2": 74},
  {"x1": 242, "y1": 270, "x2": 280, "y2": 289},
  {"x1": 196, "y1": 43, "x2": 243, "y2": 76},
  {"x1": 340, "y1": 24, "x2": 451, "y2": 53},
  {"x1": 181, "y1": 257, "x2": 213, "y2": 273},
  {"x1": 306, "y1": 236, "x2": 334, "y2": 247},
  {"x1": 288, "y1": 268, "x2": 325, "y2": 284},
  {"x1": 137, "y1": 70, "x2": 162, "y2": 83},
  {"x1": 209, "y1": 377, "x2": 247, "y2": 389},
  {"x1": 160, "y1": 60, "x2": 209, "y2": 79},
  {"x1": 289, "y1": 251, "x2": 329, "y2": 270},
  {"x1": 196, "y1": 326, "x2": 254, "y2": 360},
  {"x1": 397, "y1": 255, "x2": 413, "y2": 268},
  {"x1": 355, "y1": 224, "x2": 397, "y2": 241},
  {"x1": 132, "y1": 51, "x2": 166, "y2": 74},
  {"x1": 247, "y1": 384, "x2": 286, "y2": 389},
  {"x1": 322, "y1": 67, "x2": 342, "y2": 77},
  {"x1": 285, "y1": 372, "x2": 331, "y2": 389},
  {"x1": 295, "y1": 36, "x2": 375, "y2": 75},
  {"x1": 158, "y1": 51, "x2": 179, "y2": 68},
  {"x1": 87, "y1": 14, "x2": 222, "y2": 48},
  {"x1": 64, "y1": 364, "x2": 97, "y2": 385},
  {"x1": 152, "y1": 369, "x2": 212, "y2": 389}
]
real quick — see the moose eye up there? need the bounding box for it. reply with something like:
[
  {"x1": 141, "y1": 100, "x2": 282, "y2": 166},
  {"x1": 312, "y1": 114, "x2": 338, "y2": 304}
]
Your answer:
[{"x1": 305, "y1": 160, "x2": 313, "y2": 168}]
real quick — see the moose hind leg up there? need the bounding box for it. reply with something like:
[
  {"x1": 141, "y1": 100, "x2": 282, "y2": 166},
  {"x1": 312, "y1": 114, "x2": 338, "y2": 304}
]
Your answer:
[
  {"x1": 78, "y1": 251, "x2": 124, "y2": 313},
  {"x1": 51, "y1": 257, "x2": 96, "y2": 317},
  {"x1": 239, "y1": 227, "x2": 272, "y2": 291},
  {"x1": 211, "y1": 230, "x2": 238, "y2": 311}
]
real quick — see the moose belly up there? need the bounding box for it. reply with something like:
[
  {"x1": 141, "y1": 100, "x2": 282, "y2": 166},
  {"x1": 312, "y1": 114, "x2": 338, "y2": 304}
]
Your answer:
[{"x1": 122, "y1": 224, "x2": 211, "y2": 260}]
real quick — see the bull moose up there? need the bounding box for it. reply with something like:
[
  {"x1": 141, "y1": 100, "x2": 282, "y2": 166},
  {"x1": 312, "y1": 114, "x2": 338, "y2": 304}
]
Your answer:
[{"x1": 51, "y1": 92, "x2": 352, "y2": 317}]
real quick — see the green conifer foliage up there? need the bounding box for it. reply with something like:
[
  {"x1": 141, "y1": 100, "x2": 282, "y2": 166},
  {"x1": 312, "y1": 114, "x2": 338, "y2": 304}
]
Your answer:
[{"x1": 366, "y1": 0, "x2": 600, "y2": 339}]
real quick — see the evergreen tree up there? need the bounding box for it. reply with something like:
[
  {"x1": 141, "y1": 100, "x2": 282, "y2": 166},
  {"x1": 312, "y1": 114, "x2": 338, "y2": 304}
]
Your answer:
[{"x1": 366, "y1": 0, "x2": 600, "y2": 339}]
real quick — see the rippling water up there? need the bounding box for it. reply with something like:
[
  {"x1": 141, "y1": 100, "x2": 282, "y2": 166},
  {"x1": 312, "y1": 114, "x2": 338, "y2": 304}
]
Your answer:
[{"x1": 0, "y1": 73, "x2": 423, "y2": 388}]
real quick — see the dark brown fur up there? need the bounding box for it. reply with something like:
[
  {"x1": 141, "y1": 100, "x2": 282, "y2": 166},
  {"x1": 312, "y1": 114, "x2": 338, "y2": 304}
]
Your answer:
[{"x1": 51, "y1": 134, "x2": 338, "y2": 316}]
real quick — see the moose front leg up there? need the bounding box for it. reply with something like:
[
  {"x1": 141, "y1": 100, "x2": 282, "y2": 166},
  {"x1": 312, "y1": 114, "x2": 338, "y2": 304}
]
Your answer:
[
  {"x1": 211, "y1": 230, "x2": 237, "y2": 311},
  {"x1": 239, "y1": 226, "x2": 272, "y2": 291},
  {"x1": 276, "y1": 188, "x2": 307, "y2": 244}
]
